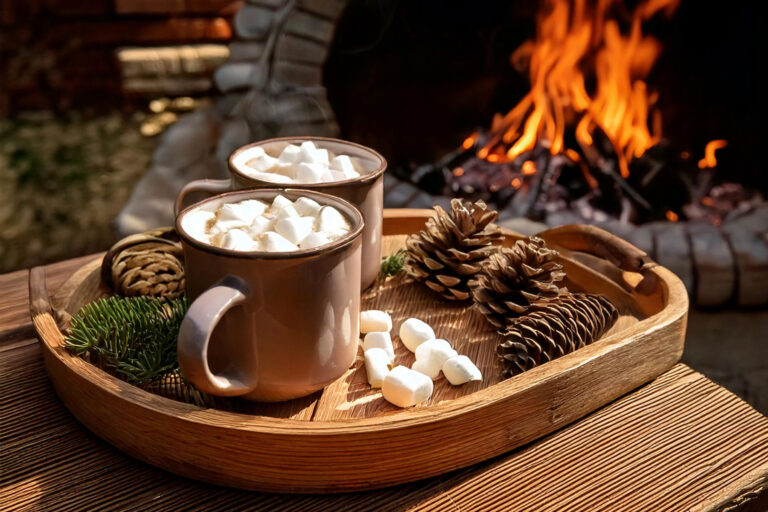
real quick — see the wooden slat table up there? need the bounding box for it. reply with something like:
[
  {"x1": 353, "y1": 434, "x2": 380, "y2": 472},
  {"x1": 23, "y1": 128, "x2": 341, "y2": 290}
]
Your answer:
[{"x1": 2, "y1": 256, "x2": 768, "y2": 511}]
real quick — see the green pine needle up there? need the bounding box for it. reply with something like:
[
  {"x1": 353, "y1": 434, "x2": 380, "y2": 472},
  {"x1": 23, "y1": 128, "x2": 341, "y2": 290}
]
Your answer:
[
  {"x1": 380, "y1": 249, "x2": 407, "y2": 278},
  {"x1": 65, "y1": 295, "x2": 188, "y2": 384}
]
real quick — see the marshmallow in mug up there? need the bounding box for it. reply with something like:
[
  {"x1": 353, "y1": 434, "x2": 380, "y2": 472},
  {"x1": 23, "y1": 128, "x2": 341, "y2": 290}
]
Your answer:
[
  {"x1": 235, "y1": 141, "x2": 363, "y2": 184},
  {"x1": 180, "y1": 194, "x2": 352, "y2": 252}
]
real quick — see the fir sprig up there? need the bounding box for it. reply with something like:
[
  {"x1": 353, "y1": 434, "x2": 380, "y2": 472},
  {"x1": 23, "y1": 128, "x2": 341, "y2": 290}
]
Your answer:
[
  {"x1": 65, "y1": 295, "x2": 188, "y2": 384},
  {"x1": 380, "y1": 249, "x2": 406, "y2": 278}
]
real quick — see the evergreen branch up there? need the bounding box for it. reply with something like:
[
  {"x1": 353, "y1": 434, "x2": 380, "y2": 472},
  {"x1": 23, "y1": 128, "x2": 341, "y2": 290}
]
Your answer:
[
  {"x1": 65, "y1": 295, "x2": 188, "y2": 384},
  {"x1": 380, "y1": 249, "x2": 407, "y2": 278}
]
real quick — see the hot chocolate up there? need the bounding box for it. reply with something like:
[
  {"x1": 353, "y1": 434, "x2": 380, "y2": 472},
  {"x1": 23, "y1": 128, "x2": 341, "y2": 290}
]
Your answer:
[
  {"x1": 231, "y1": 140, "x2": 363, "y2": 185},
  {"x1": 180, "y1": 193, "x2": 352, "y2": 252}
]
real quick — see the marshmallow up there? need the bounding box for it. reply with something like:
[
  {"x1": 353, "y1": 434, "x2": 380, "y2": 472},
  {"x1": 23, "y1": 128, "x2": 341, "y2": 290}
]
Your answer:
[
  {"x1": 411, "y1": 359, "x2": 441, "y2": 380},
  {"x1": 261, "y1": 231, "x2": 299, "y2": 252},
  {"x1": 382, "y1": 366, "x2": 433, "y2": 408},
  {"x1": 272, "y1": 163, "x2": 297, "y2": 179},
  {"x1": 299, "y1": 231, "x2": 330, "y2": 249},
  {"x1": 330, "y1": 155, "x2": 361, "y2": 179},
  {"x1": 360, "y1": 310, "x2": 392, "y2": 333},
  {"x1": 364, "y1": 348, "x2": 391, "y2": 388},
  {"x1": 275, "y1": 216, "x2": 314, "y2": 245},
  {"x1": 181, "y1": 209, "x2": 215, "y2": 241},
  {"x1": 271, "y1": 194, "x2": 293, "y2": 212},
  {"x1": 218, "y1": 200, "x2": 266, "y2": 227},
  {"x1": 317, "y1": 206, "x2": 349, "y2": 234},
  {"x1": 330, "y1": 154, "x2": 355, "y2": 173},
  {"x1": 399, "y1": 318, "x2": 436, "y2": 352},
  {"x1": 277, "y1": 144, "x2": 301, "y2": 164},
  {"x1": 362, "y1": 332, "x2": 395, "y2": 363},
  {"x1": 314, "y1": 148, "x2": 330, "y2": 165},
  {"x1": 293, "y1": 196, "x2": 322, "y2": 217},
  {"x1": 219, "y1": 229, "x2": 257, "y2": 251},
  {"x1": 245, "y1": 152, "x2": 278, "y2": 173},
  {"x1": 236, "y1": 142, "x2": 364, "y2": 184},
  {"x1": 275, "y1": 204, "x2": 300, "y2": 221},
  {"x1": 247, "y1": 216, "x2": 274, "y2": 236},
  {"x1": 298, "y1": 141, "x2": 330, "y2": 166},
  {"x1": 299, "y1": 141, "x2": 321, "y2": 163},
  {"x1": 185, "y1": 194, "x2": 351, "y2": 253},
  {"x1": 442, "y1": 356, "x2": 482, "y2": 385},
  {"x1": 412, "y1": 339, "x2": 458, "y2": 380},
  {"x1": 294, "y1": 162, "x2": 326, "y2": 183}
]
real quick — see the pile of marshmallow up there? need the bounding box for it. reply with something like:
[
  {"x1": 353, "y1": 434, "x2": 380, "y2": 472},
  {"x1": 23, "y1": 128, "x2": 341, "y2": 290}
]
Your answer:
[
  {"x1": 359, "y1": 310, "x2": 482, "y2": 408},
  {"x1": 181, "y1": 194, "x2": 351, "y2": 252},
  {"x1": 238, "y1": 141, "x2": 362, "y2": 184}
]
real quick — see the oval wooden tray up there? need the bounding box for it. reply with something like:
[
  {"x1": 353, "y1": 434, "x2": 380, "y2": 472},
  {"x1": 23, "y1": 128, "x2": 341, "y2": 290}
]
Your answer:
[{"x1": 29, "y1": 210, "x2": 688, "y2": 493}]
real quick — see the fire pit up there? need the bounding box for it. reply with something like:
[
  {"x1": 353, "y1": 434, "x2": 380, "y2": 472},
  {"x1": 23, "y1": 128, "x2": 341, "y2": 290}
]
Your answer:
[{"x1": 383, "y1": 0, "x2": 768, "y2": 309}]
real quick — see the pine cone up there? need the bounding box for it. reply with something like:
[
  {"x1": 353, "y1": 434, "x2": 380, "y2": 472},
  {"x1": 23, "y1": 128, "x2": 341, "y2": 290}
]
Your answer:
[
  {"x1": 470, "y1": 237, "x2": 566, "y2": 328},
  {"x1": 497, "y1": 294, "x2": 618, "y2": 377},
  {"x1": 102, "y1": 228, "x2": 185, "y2": 299},
  {"x1": 405, "y1": 199, "x2": 503, "y2": 301}
]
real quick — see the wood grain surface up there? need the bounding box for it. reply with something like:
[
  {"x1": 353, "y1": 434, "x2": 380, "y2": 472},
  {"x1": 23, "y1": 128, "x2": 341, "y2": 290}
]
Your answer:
[
  {"x1": 2, "y1": 337, "x2": 767, "y2": 511},
  {"x1": 25, "y1": 212, "x2": 691, "y2": 492},
  {"x1": 0, "y1": 254, "x2": 103, "y2": 345}
]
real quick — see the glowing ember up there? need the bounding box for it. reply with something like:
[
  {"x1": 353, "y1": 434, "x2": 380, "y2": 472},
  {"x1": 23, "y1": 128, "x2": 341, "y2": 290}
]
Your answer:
[
  {"x1": 511, "y1": 177, "x2": 522, "y2": 189},
  {"x1": 522, "y1": 160, "x2": 537, "y2": 175},
  {"x1": 665, "y1": 210, "x2": 679, "y2": 222},
  {"x1": 698, "y1": 140, "x2": 728, "y2": 169},
  {"x1": 477, "y1": 0, "x2": 678, "y2": 177}
]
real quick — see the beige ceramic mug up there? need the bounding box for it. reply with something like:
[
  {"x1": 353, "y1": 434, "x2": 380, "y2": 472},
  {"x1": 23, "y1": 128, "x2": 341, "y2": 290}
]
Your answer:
[
  {"x1": 174, "y1": 137, "x2": 386, "y2": 290},
  {"x1": 175, "y1": 188, "x2": 363, "y2": 402}
]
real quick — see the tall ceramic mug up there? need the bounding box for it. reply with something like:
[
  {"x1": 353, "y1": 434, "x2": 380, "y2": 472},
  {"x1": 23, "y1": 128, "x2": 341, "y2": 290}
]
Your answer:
[
  {"x1": 174, "y1": 137, "x2": 386, "y2": 290},
  {"x1": 175, "y1": 188, "x2": 363, "y2": 402}
]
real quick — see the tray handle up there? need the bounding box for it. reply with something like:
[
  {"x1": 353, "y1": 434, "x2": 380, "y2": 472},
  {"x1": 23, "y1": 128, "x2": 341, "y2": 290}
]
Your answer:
[
  {"x1": 537, "y1": 224, "x2": 658, "y2": 295},
  {"x1": 29, "y1": 266, "x2": 70, "y2": 332}
]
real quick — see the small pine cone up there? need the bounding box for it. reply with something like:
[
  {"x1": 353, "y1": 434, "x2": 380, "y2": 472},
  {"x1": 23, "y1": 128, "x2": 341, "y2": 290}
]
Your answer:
[
  {"x1": 102, "y1": 228, "x2": 185, "y2": 299},
  {"x1": 404, "y1": 198, "x2": 503, "y2": 301},
  {"x1": 497, "y1": 294, "x2": 618, "y2": 378},
  {"x1": 470, "y1": 237, "x2": 566, "y2": 328}
]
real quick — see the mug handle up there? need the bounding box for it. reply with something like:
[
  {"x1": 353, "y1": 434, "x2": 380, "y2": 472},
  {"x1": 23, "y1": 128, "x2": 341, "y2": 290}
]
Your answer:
[
  {"x1": 177, "y1": 277, "x2": 256, "y2": 396},
  {"x1": 174, "y1": 178, "x2": 232, "y2": 216}
]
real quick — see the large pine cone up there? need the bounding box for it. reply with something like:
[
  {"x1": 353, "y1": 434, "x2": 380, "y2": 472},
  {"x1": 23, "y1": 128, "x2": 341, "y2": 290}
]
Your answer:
[
  {"x1": 470, "y1": 237, "x2": 566, "y2": 328},
  {"x1": 405, "y1": 199, "x2": 503, "y2": 301},
  {"x1": 497, "y1": 294, "x2": 618, "y2": 377}
]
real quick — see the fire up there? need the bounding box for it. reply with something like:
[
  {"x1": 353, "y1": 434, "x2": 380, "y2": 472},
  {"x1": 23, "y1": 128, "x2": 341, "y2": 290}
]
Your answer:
[
  {"x1": 462, "y1": 134, "x2": 478, "y2": 150},
  {"x1": 698, "y1": 139, "x2": 727, "y2": 169},
  {"x1": 478, "y1": 0, "x2": 678, "y2": 177},
  {"x1": 522, "y1": 160, "x2": 537, "y2": 175}
]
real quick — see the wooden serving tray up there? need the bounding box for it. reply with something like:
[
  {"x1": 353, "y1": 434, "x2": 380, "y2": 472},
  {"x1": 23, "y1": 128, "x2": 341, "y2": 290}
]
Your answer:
[{"x1": 29, "y1": 210, "x2": 688, "y2": 493}]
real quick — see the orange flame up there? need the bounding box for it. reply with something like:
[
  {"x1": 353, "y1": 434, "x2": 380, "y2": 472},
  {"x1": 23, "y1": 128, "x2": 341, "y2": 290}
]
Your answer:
[
  {"x1": 479, "y1": 0, "x2": 678, "y2": 177},
  {"x1": 665, "y1": 210, "x2": 679, "y2": 222},
  {"x1": 462, "y1": 134, "x2": 478, "y2": 150},
  {"x1": 698, "y1": 139, "x2": 727, "y2": 169}
]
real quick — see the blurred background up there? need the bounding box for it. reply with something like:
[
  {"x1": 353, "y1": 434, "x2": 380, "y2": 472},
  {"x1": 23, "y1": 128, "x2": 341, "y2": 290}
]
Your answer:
[{"x1": 1, "y1": 0, "x2": 766, "y2": 411}]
